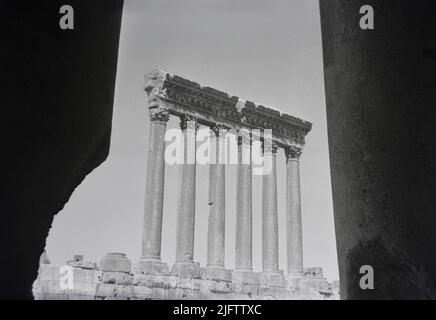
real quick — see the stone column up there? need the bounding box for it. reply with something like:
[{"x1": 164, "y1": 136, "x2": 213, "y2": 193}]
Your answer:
[
  {"x1": 204, "y1": 125, "x2": 231, "y2": 281},
  {"x1": 171, "y1": 115, "x2": 200, "y2": 278},
  {"x1": 260, "y1": 140, "x2": 284, "y2": 287},
  {"x1": 285, "y1": 146, "x2": 304, "y2": 278},
  {"x1": 134, "y1": 108, "x2": 170, "y2": 275},
  {"x1": 233, "y1": 129, "x2": 258, "y2": 285}
]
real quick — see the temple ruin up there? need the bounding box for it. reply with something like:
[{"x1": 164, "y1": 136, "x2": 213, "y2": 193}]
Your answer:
[{"x1": 33, "y1": 69, "x2": 338, "y2": 300}]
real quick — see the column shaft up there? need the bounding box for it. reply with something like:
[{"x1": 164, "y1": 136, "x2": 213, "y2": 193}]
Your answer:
[
  {"x1": 175, "y1": 118, "x2": 197, "y2": 262},
  {"x1": 286, "y1": 147, "x2": 303, "y2": 276},
  {"x1": 262, "y1": 146, "x2": 279, "y2": 272},
  {"x1": 207, "y1": 127, "x2": 226, "y2": 267},
  {"x1": 235, "y1": 133, "x2": 253, "y2": 270},
  {"x1": 141, "y1": 109, "x2": 169, "y2": 260}
]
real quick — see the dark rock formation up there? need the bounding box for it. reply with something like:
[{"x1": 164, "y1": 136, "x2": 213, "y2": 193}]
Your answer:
[
  {"x1": 320, "y1": 0, "x2": 436, "y2": 299},
  {"x1": 1, "y1": 1, "x2": 123, "y2": 299}
]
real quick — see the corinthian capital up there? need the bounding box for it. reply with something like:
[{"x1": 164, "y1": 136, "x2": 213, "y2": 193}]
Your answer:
[
  {"x1": 211, "y1": 124, "x2": 228, "y2": 138},
  {"x1": 149, "y1": 108, "x2": 170, "y2": 123},
  {"x1": 180, "y1": 115, "x2": 199, "y2": 131},
  {"x1": 285, "y1": 145, "x2": 302, "y2": 161}
]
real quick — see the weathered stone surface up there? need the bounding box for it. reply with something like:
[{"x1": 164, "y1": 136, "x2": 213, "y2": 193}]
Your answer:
[
  {"x1": 102, "y1": 272, "x2": 133, "y2": 285},
  {"x1": 67, "y1": 260, "x2": 97, "y2": 270},
  {"x1": 259, "y1": 271, "x2": 285, "y2": 288},
  {"x1": 232, "y1": 282, "x2": 259, "y2": 296},
  {"x1": 34, "y1": 264, "x2": 337, "y2": 300},
  {"x1": 258, "y1": 286, "x2": 288, "y2": 298},
  {"x1": 232, "y1": 270, "x2": 259, "y2": 285},
  {"x1": 96, "y1": 284, "x2": 132, "y2": 298},
  {"x1": 72, "y1": 268, "x2": 96, "y2": 284},
  {"x1": 133, "y1": 259, "x2": 169, "y2": 275},
  {"x1": 285, "y1": 275, "x2": 305, "y2": 290},
  {"x1": 99, "y1": 253, "x2": 131, "y2": 273},
  {"x1": 171, "y1": 261, "x2": 201, "y2": 279},
  {"x1": 132, "y1": 285, "x2": 152, "y2": 299},
  {"x1": 213, "y1": 281, "x2": 233, "y2": 294},
  {"x1": 201, "y1": 267, "x2": 232, "y2": 282},
  {"x1": 132, "y1": 274, "x2": 170, "y2": 289},
  {"x1": 145, "y1": 69, "x2": 312, "y2": 147}
]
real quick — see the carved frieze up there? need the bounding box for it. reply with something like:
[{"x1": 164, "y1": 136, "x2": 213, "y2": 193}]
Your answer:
[{"x1": 144, "y1": 69, "x2": 312, "y2": 147}]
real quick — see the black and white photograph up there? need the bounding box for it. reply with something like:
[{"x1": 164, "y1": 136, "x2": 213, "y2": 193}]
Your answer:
[{"x1": 3, "y1": 0, "x2": 436, "y2": 310}]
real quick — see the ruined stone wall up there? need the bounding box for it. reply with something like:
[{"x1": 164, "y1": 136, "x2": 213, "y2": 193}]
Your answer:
[{"x1": 33, "y1": 254, "x2": 339, "y2": 300}]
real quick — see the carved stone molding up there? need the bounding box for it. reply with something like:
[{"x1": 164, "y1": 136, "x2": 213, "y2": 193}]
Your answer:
[{"x1": 144, "y1": 69, "x2": 312, "y2": 147}]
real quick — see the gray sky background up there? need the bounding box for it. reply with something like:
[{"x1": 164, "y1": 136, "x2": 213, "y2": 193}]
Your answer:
[{"x1": 46, "y1": 0, "x2": 339, "y2": 281}]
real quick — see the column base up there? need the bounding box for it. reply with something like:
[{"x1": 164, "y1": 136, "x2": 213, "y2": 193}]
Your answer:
[
  {"x1": 170, "y1": 260, "x2": 201, "y2": 279},
  {"x1": 285, "y1": 273, "x2": 306, "y2": 290},
  {"x1": 201, "y1": 266, "x2": 232, "y2": 282},
  {"x1": 232, "y1": 269, "x2": 259, "y2": 285},
  {"x1": 259, "y1": 270, "x2": 285, "y2": 288},
  {"x1": 132, "y1": 258, "x2": 169, "y2": 276}
]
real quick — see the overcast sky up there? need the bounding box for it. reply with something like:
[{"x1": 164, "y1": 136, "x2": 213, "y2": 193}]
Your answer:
[{"x1": 46, "y1": 0, "x2": 339, "y2": 281}]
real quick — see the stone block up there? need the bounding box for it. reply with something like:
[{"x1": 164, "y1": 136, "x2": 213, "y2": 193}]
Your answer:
[
  {"x1": 72, "y1": 268, "x2": 95, "y2": 283},
  {"x1": 232, "y1": 270, "x2": 259, "y2": 285},
  {"x1": 151, "y1": 287, "x2": 168, "y2": 299},
  {"x1": 96, "y1": 283, "x2": 133, "y2": 299},
  {"x1": 174, "y1": 288, "x2": 200, "y2": 300},
  {"x1": 102, "y1": 272, "x2": 133, "y2": 285},
  {"x1": 133, "y1": 258, "x2": 169, "y2": 275},
  {"x1": 99, "y1": 252, "x2": 131, "y2": 273},
  {"x1": 132, "y1": 274, "x2": 170, "y2": 288},
  {"x1": 285, "y1": 275, "x2": 306, "y2": 290},
  {"x1": 232, "y1": 282, "x2": 259, "y2": 296},
  {"x1": 67, "y1": 260, "x2": 97, "y2": 270},
  {"x1": 258, "y1": 286, "x2": 288, "y2": 298},
  {"x1": 259, "y1": 271, "x2": 285, "y2": 287},
  {"x1": 133, "y1": 285, "x2": 153, "y2": 299},
  {"x1": 37, "y1": 265, "x2": 57, "y2": 281},
  {"x1": 177, "y1": 278, "x2": 194, "y2": 290},
  {"x1": 168, "y1": 276, "x2": 178, "y2": 289},
  {"x1": 201, "y1": 266, "x2": 232, "y2": 282},
  {"x1": 96, "y1": 283, "x2": 118, "y2": 297},
  {"x1": 73, "y1": 282, "x2": 98, "y2": 296},
  {"x1": 213, "y1": 281, "x2": 232, "y2": 293},
  {"x1": 171, "y1": 261, "x2": 201, "y2": 279},
  {"x1": 199, "y1": 279, "x2": 217, "y2": 292},
  {"x1": 93, "y1": 270, "x2": 103, "y2": 283},
  {"x1": 192, "y1": 279, "x2": 201, "y2": 291}
]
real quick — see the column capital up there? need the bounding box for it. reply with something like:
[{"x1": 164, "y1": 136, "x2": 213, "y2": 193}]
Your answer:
[
  {"x1": 180, "y1": 115, "x2": 199, "y2": 131},
  {"x1": 149, "y1": 108, "x2": 170, "y2": 123},
  {"x1": 210, "y1": 124, "x2": 228, "y2": 138},
  {"x1": 285, "y1": 145, "x2": 302, "y2": 161}
]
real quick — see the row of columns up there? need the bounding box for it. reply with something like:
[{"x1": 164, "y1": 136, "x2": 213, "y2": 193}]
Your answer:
[{"x1": 138, "y1": 109, "x2": 304, "y2": 280}]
